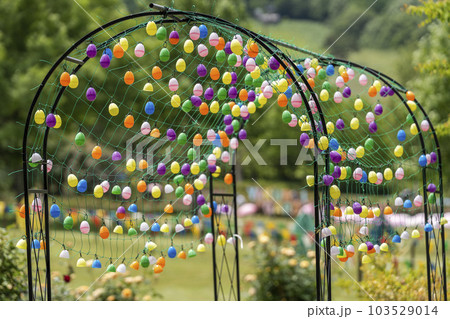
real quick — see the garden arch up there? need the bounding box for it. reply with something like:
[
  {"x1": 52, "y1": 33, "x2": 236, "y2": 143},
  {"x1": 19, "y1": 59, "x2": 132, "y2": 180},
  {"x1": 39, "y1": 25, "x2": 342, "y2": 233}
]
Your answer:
[{"x1": 21, "y1": 3, "x2": 446, "y2": 301}]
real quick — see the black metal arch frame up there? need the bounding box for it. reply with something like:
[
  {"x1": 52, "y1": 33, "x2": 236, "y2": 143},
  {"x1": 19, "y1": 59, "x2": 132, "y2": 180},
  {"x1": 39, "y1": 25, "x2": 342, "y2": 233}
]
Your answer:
[{"x1": 21, "y1": 3, "x2": 446, "y2": 301}]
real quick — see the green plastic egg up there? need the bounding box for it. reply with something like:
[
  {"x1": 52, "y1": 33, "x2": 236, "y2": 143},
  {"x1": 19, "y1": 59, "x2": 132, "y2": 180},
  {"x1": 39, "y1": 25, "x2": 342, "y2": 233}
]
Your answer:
[
  {"x1": 187, "y1": 148, "x2": 196, "y2": 161},
  {"x1": 175, "y1": 186, "x2": 184, "y2": 198},
  {"x1": 428, "y1": 193, "x2": 436, "y2": 204},
  {"x1": 199, "y1": 160, "x2": 207, "y2": 171},
  {"x1": 173, "y1": 174, "x2": 184, "y2": 185},
  {"x1": 227, "y1": 53, "x2": 237, "y2": 66},
  {"x1": 159, "y1": 48, "x2": 170, "y2": 62},
  {"x1": 216, "y1": 50, "x2": 226, "y2": 63},
  {"x1": 217, "y1": 88, "x2": 227, "y2": 100},
  {"x1": 245, "y1": 74, "x2": 253, "y2": 86},
  {"x1": 282, "y1": 110, "x2": 291, "y2": 123},
  {"x1": 140, "y1": 255, "x2": 150, "y2": 268},
  {"x1": 63, "y1": 215, "x2": 73, "y2": 230},
  {"x1": 221, "y1": 103, "x2": 231, "y2": 115},
  {"x1": 156, "y1": 26, "x2": 167, "y2": 41},
  {"x1": 365, "y1": 138, "x2": 374, "y2": 151},
  {"x1": 177, "y1": 132, "x2": 187, "y2": 145},
  {"x1": 111, "y1": 185, "x2": 121, "y2": 195},
  {"x1": 182, "y1": 100, "x2": 192, "y2": 112},
  {"x1": 75, "y1": 132, "x2": 85, "y2": 146}
]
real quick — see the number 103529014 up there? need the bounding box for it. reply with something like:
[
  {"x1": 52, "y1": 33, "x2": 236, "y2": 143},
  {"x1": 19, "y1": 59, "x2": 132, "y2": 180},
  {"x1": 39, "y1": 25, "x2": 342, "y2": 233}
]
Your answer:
[{"x1": 368, "y1": 305, "x2": 438, "y2": 316}]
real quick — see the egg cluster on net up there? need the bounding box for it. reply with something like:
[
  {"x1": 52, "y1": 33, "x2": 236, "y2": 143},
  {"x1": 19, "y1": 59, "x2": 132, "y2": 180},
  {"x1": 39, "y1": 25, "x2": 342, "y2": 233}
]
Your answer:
[
  {"x1": 22, "y1": 16, "x2": 297, "y2": 272},
  {"x1": 21, "y1": 10, "x2": 444, "y2": 275}
]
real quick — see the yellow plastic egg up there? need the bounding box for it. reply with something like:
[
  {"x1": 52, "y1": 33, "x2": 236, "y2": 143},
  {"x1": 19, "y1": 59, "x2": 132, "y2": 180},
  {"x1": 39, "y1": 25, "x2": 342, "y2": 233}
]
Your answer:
[
  {"x1": 248, "y1": 102, "x2": 256, "y2": 114},
  {"x1": 231, "y1": 104, "x2": 241, "y2": 117},
  {"x1": 306, "y1": 175, "x2": 314, "y2": 186},
  {"x1": 222, "y1": 72, "x2": 232, "y2": 85},
  {"x1": 69, "y1": 74, "x2": 79, "y2": 89},
  {"x1": 176, "y1": 58, "x2": 186, "y2": 72},
  {"x1": 212, "y1": 166, "x2": 221, "y2": 178},
  {"x1": 151, "y1": 186, "x2": 161, "y2": 198},
  {"x1": 356, "y1": 146, "x2": 365, "y2": 158},
  {"x1": 250, "y1": 66, "x2": 260, "y2": 79},
  {"x1": 360, "y1": 206, "x2": 369, "y2": 218},
  {"x1": 368, "y1": 171, "x2": 377, "y2": 183},
  {"x1": 373, "y1": 207, "x2": 381, "y2": 217},
  {"x1": 350, "y1": 117, "x2": 359, "y2": 130},
  {"x1": 330, "y1": 185, "x2": 340, "y2": 199},
  {"x1": 109, "y1": 103, "x2": 119, "y2": 116},
  {"x1": 217, "y1": 234, "x2": 227, "y2": 246},
  {"x1": 326, "y1": 122, "x2": 335, "y2": 134},
  {"x1": 230, "y1": 38, "x2": 243, "y2": 55},
  {"x1": 338, "y1": 65, "x2": 346, "y2": 75},
  {"x1": 384, "y1": 168, "x2": 393, "y2": 180},
  {"x1": 373, "y1": 80, "x2": 382, "y2": 92},
  {"x1": 119, "y1": 37, "x2": 128, "y2": 51},
  {"x1": 320, "y1": 89, "x2": 329, "y2": 101},
  {"x1": 406, "y1": 100, "x2": 417, "y2": 112},
  {"x1": 94, "y1": 184, "x2": 104, "y2": 198},
  {"x1": 67, "y1": 174, "x2": 78, "y2": 187},
  {"x1": 354, "y1": 98, "x2": 363, "y2": 111},
  {"x1": 171, "y1": 161, "x2": 180, "y2": 174},
  {"x1": 190, "y1": 162, "x2": 200, "y2": 175},
  {"x1": 410, "y1": 123, "x2": 418, "y2": 135},
  {"x1": 258, "y1": 94, "x2": 267, "y2": 106},
  {"x1": 278, "y1": 79, "x2": 288, "y2": 92},
  {"x1": 339, "y1": 168, "x2": 347, "y2": 180},
  {"x1": 171, "y1": 95, "x2": 181, "y2": 108},
  {"x1": 54, "y1": 114, "x2": 62, "y2": 129},
  {"x1": 318, "y1": 136, "x2": 329, "y2": 150},
  {"x1": 184, "y1": 39, "x2": 194, "y2": 53},
  {"x1": 194, "y1": 179, "x2": 204, "y2": 190},
  {"x1": 34, "y1": 110, "x2": 45, "y2": 124},
  {"x1": 146, "y1": 21, "x2": 157, "y2": 36},
  {"x1": 126, "y1": 159, "x2": 136, "y2": 172},
  {"x1": 213, "y1": 147, "x2": 221, "y2": 158},
  {"x1": 210, "y1": 101, "x2": 219, "y2": 113},
  {"x1": 394, "y1": 145, "x2": 404, "y2": 157},
  {"x1": 143, "y1": 82, "x2": 154, "y2": 92}
]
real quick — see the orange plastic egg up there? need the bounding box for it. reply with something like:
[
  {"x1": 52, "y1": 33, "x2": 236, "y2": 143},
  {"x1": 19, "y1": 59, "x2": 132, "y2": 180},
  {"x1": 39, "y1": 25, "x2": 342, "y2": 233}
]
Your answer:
[
  {"x1": 124, "y1": 114, "x2": 134, "y2": 128},
  {"x1": 368, "y1": 86, "x2": 377, "y2": 97},
  {"x1": 239, "y1": 89, "x2": 248, "y2": 101},
  {"x1": 139, "y1": 159, "x2": 148, "y2": 169},
  {"x1": 164, "y1": 203, "x2": 173, "y2": 214},
  {"x1": 99, "y1": 225, "x2": 109, "y2": 239},
  {"x1": 333, "y1": 207, "x2": 342, "y2": 217},
  {"x1": 40, "y1": 240, "x2": 46, "y2": 250},
  {"x1": 19, "y1": 204, "x2": 28, "y2": 218},
  {"x1": 130, "y1": 260, "x2": 140, "y2": 270},
  {"x1": 384, "y1": 205, "x2": 393, "y2": 215},
  {"x1": 210, "y1": 67, "x2": 220, "y2": 81},
  {"x1": 124, "y1": 71, "x2": 134, "y2": 85},
  {"x1": 199, "y1": 102, "x2": 209, "y2": 115},
  {"x1": 219, "y1": 131, "x2": 229, "y2": 147},
  {"x1": 338, "y1": 256, "x2": 348, "y2": 262},
  {"x1": 92, "y1": 146, "x2": 102, "y2": 159},
  {"x1": 215, "y1": 37, "x2": 225, "y2": 50},
  {"x1": 406, "y1": 90, "x2": 415, "y2": 101},
  {"x1": 185, "y1": 183, "x2": 194, "y2": 195},
  {"x1": 152, "y1": 66, "x2": 162, "y2": 80},
  {"x1": 60, "y1": 72, "x2": 70, "y2": 87},
  {"x1": 341, "y1": 71, "x2": 349, "y2": 83},
  {"x1": 307, "y1": 78, "x2": 315, "y2": 89},
  {"x1": 113, "y1": 44, "x2": 124, "y2": 58},
  {"x1": 156, "y1": 256, "x2": 165, "y2": 268},
  {"x1": 193, "y1": 133, "x2": 203, "y2": 146},
  {"x1": 224, "y1": 173, "x2": 233, "y2": 185},
  {"x1": 153, "y1": 264, "x2": 163, "y2": 273},
  {"x1": 178, "y1": 251, "x2": 187, "y2": 259},
  {"x1": 277, "y1": 93, "x2": 288, "y2": 107},
  {"x1": 367, "y1": 209, "x2": 374, "y2": 218},
  {"x1": 137, "y1": 180, "x2": 147, "y2": 193},
  {"x1": 248, "y1": 43, "x2": 259, "y2": 58}
]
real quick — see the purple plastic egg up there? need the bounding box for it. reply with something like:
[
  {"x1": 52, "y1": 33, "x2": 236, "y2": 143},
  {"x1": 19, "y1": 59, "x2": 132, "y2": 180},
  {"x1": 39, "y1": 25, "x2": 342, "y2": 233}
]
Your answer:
[
  {"x1": 427, "y1": 183, "x2": 436, "y2": 193},
  {"x1": 343, "y1": 86, "x2": 351, "y2": 98},
  {"x1": 369, "y1": 121, "x2": 378, "y2": 133},
  {"x1": 181, "y1": 163, "x2": 191, "y2": 175},
  {"x1": 430, "y1": 152, "x2": 437, "y2": 164},
  {"x1": 332, "y1": 166, "x2": 341, "y2": 179},
  {"x1": 204, "y1": 87, "x2": 214, "y2": 100},
  {"x1": 222, "y1": 204, "x2": 229, "y2": 213},
  {"x1": 248, "y1": 90, "x2": 256, "y2": 102},
  {"x1": 231, "y1": 72, "x2": 237, "y2": 84},
  {"x1": 228, "y1": 86, "x2": 238, "y2": 99},
  {"x1": 86, "y1": 44, "x2": 97, "y2": 58},
  {"x1": 225, "y1": 125, "x2": 234, "y2": 135},
  {"x1": 167, "y1": 128, "x2": 176, "y2": 141},
  {"x1": 224, "y1": 114, "x2": 233, "y2": 125},
  {"x1": 169, "y1": 30, "x2": 179, "y2": 42},
  {"x1": 380, "y1": 86, "x2": 389, "y2": 97},
  {"x1": 268, "y1": 56, "x2": 280, "y2": 70},
  {"x1": 388, "y1": 87, "x2": 395, "y2": 96},
  {"x1": 330, "y1": 151, "x2": 342, "y2": 163},
  {"x1": 323, "y1": 175, "x2": 334, "y2": 186},
  {"x1": 197, "y1": 64, "x2": 207, "y2": 77},
  {"x1": 353, "y1": 202, "x2": 362, "y2": 215},
  {"x1": 224, "y1": 42, "x2": 232, "y2": 54},
  {"x1": 46, "y1": 113, "x2": 56, "y2": 127},
  {"x1": 191, "y1": 95, "x2": 202, "y2": 107},
  {"x1": 238, "y1": 129, "x2": 247, "y2": 140},
  {"x1": 86, "y1": 87, "x2": 97, "y2": 101},
  {"x1": 336, "y1": 119, "x2": 345, "y2": 130},
  {"x1": 300, "y1": 133, "x2": 309, "y2": 146},
  {"x1": 157, "y1": 162, "x2": 166, "y2": 175},
  {"x1": 116, "y1": 206, "x2": 126, "y2": 215},
  {"x1": 197, "y1": 194, "x2": 206, "y2": 206},
  {"x1": 366, "y1": 241, "x2": 374, "y2": 251},
  {"x1": 100, "y1": 54, "x2": 110, "y2": 68},
  {"x1": 208, "y1": 164, "x2": 217, "y2": 173},
  {"x1": 374, "y1": 104, "x2": 383, "y2": 115},
  {"x1": 112, "y1": 151, "x2": 122, "y2": 161}
]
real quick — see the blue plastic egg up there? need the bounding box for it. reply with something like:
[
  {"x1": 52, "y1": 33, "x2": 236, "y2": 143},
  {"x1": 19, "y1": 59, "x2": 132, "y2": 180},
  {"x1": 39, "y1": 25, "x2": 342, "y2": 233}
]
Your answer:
[
  {"x1": 418, "y1": 154, "x2": 427, "y2": 167},
  {"x1": 151, "y1": 222, "x2": 160, "y2": 232},
  {"x1": 360, "y1": 171, "x2": 368, "y2": 183},
  {"x1": 168, "y1": 246, "x2": 177, "y2": 258},
  {"x1": 128, "y1": 203, "x2": 137, "y2": 213},
  {"x1": 326, "y1": 64, "x2": 334, "y2": 76},
  {"x1": 92, "y1": 259, "x2": 102, "y2": 268},
  {"x1": 103, "y1": 48, "x2": 113, "y2": 60},
  {"x1": 192, "y1": 215, "x2": 200, "y2": 224},
  {"x1": 392, "y1": 234, "x2": 401, "y2": 243},
  {"x1": 397, "y1": 129, "x2": 406, "y2": 142},
  {"x1": 424, "y1": 223, "x2": 433, "y2": 232},
  {"x1": 199, "y1": 24, "x2": 208, "y2": 38},
  {"x1": 403, "y1": 199, "x2": 412, "y2": 208},
  {"x1": 145, "y1": 101, "x2": 155, "y2": 115},
  {"x1": 32, "y1": 239, "x2": 40, "y2": 249},
  {"x1": 77, "y1": 179, "x2": 87, "y2": 193},
  {"x1": 329, "y1": 138, "x2": 339, "y2": 151},
  {"x1": 50, "y1": 204, "x2": 61, "y2": 218}
]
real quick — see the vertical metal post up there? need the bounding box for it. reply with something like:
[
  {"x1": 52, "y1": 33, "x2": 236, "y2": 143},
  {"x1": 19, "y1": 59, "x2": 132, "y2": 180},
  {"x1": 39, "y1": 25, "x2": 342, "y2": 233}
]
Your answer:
[
  {"x1": 313, "y1": 160, "x2": 322, "y2": 300},
  {"x1": 209, "y1": 171, "x2": 218, "y2": 301},
  {"x1": 231, "y1": 149, "x2": 241, "y2": 301}
]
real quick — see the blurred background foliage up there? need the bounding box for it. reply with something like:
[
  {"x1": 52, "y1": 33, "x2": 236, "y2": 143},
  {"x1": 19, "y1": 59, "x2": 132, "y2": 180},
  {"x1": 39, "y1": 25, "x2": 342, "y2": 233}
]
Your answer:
[{"x1": 0, "y1": 0, "x2": 448, "y2": 199}]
